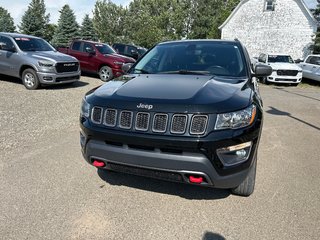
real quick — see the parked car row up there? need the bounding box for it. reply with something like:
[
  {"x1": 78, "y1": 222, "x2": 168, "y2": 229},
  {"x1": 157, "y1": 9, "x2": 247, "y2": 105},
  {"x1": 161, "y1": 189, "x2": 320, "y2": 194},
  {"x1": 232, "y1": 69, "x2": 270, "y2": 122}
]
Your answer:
[
  {"x1": 0, "y1": 32, "x2": 143, "y2": 89},
  {"x1": 58, "y1": 40, "x2": 136, "y2": 81},
  {"x1": 253, "y1": 52, "x2": 320, "y2": 86},
  {"x1": 0, "y1": 32, "x2": 81, "y2": 90}
]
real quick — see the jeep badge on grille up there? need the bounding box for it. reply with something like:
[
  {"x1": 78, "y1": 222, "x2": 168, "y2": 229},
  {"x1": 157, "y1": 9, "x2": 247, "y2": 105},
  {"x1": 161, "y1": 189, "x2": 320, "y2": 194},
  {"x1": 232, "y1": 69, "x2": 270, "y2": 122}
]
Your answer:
[{"x1": 137, "y1": 103, "x2": 153, "y2": 110}]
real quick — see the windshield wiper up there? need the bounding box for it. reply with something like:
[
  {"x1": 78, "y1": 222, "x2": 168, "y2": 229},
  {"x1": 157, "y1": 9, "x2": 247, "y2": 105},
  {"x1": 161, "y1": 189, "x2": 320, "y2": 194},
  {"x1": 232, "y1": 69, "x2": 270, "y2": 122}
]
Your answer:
[
  {"x1": 160, "y1": 70, "x2": 211, "y2": 75},
  {"x1": 134, "y1": 68, "x2": 150, "y2": 74}
]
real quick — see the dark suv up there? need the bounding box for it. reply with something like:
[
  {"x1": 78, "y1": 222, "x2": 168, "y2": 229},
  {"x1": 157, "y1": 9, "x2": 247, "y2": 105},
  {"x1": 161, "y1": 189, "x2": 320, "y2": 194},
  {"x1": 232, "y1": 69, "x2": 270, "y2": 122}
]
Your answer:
[
  {"x1": 80, "y1": 40, "x2": 272, "y2": 196},
  {"x1": 112, "y1": 43, "x2": 147, "y2": 60}
]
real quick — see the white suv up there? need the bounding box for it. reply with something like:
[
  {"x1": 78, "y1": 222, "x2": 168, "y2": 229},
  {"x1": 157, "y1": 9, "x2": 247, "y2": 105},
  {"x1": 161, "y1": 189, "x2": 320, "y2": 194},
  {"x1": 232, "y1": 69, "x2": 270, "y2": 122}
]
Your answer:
[{"x1": 258, "y1": 53, "x2": 302, "y2": 86}]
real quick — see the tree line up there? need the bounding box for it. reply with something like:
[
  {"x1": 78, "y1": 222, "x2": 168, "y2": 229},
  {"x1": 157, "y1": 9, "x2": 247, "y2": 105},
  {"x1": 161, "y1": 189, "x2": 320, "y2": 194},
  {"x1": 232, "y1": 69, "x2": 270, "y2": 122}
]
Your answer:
[
  {"x1": 1, "y1": 0, "x2": 320, "y2": 51},
  {"x1": 0, "y1": 0, "x2": 240, "y2": 48}
]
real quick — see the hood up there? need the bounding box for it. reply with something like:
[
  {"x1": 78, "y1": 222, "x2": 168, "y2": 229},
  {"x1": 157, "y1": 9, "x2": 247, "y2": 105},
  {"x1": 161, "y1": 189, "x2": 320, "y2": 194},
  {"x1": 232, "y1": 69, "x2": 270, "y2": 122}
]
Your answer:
[
  {"x1": 105, "y1": 53, "x2": 135, "y2": 63},
  {"x1": 268, "y1": 62, "x2": 302, "y2": 71},
  {"x1": 25, "y1": 51, "x2": 78, "y2": 62},
  {"x1": 87, "y1": 74, "x2": 252, "y2": 114}
]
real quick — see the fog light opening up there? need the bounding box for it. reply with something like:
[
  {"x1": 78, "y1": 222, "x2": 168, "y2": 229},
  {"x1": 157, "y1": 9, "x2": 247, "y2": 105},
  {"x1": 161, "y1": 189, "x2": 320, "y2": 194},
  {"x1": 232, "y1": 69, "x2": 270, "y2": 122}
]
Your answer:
[{"x1": 217, "y1": 141, "x2": 252, "y2": 167}]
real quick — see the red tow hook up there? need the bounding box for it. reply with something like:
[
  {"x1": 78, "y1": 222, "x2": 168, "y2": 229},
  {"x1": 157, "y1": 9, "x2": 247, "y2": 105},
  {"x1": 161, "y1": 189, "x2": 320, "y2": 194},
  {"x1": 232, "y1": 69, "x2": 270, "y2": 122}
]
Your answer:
[
  {"x1": 92, "y1": 160, "x2": 105, "y2": 168},
  {"x1": 189, "y1": 176, "x2": 203, "y2": 184}
]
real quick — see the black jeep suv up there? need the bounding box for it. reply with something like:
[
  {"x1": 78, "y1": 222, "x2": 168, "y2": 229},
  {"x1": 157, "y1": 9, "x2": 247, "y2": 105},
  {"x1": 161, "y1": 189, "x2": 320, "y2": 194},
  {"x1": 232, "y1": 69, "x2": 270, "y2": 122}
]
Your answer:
[{"x1": 80, "y1": 40, "x2": 271, "y2": 196}]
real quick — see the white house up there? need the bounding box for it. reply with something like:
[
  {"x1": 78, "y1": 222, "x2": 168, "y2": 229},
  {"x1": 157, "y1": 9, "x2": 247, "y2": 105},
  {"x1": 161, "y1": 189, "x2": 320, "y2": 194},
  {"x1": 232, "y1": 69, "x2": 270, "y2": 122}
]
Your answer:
[{"x1": 219, "y1": 0, "x2": 318, "y2": 59}]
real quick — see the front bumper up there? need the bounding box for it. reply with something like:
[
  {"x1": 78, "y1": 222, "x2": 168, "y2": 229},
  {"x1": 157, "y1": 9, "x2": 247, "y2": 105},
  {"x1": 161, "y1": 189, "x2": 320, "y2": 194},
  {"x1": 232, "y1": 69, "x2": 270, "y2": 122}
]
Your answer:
[
  {"x1": 80, "y1": 114, "x2": 262, "y2": 189},
  {"x1": 267, "y1": 72, "x2": 302, "y2": 84},
  {"x1": 37, "y1": 70, "x2": 81, "y2": 84}
]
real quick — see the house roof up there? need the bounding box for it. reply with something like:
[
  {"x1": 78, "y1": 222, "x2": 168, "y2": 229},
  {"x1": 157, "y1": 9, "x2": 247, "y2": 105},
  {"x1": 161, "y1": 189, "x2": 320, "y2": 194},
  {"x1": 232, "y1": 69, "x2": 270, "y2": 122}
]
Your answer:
[{"x1": 219, "y1": 0, "x2": 318, "y2": 29}]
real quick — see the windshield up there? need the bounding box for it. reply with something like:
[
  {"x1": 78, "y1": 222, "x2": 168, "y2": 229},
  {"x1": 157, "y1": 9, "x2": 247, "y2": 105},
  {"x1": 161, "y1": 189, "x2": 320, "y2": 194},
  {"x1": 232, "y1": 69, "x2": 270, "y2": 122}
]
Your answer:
[
  {"x1": 268, "y1": 55, "x2": 294, "y2": 63},
  {"x1": 95, "y1": 44, "x2": 116, "y2": 54},
  {"x1": 14, "y1": 37, "x2": 54, "y2": 51},
  {"x1": 131, "y1": 41, "x2": 247, "y2": 77}
]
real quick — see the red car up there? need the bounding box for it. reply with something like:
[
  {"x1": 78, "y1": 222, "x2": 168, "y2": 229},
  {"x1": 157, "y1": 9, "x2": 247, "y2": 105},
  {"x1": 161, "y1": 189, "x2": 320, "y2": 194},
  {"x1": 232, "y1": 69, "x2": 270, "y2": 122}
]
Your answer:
[{"x1": 58, "y1": 40, "x2": 135, "y2": 81}]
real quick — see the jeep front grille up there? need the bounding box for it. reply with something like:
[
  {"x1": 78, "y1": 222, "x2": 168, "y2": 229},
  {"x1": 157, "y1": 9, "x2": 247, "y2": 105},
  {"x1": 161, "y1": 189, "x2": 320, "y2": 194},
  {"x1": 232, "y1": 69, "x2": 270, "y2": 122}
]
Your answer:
[
  {"x1": 104, "y1": 109, "x2": 117, "y2": 127},
  {"x1": 190, "y1": 115, "x2": 208, "y2": 134},
  {"x1": 135, "y1": 112, "x2": 150, "y2": 131},
  {"x1": 119, "y1": 111, "x2": 133, "y2": 129},
  {"x1": 91, "y1": 107, "x2": 103, "y2": 124},
  {"x1": 171, "y1": 115, "x2": 187, "y2": 134},
  {"x1": 90, "y1": 108, "x2": 208, "y2": 135},
  {"x1": 152, "y1": 114, "x2": 168, "y2": 133}
]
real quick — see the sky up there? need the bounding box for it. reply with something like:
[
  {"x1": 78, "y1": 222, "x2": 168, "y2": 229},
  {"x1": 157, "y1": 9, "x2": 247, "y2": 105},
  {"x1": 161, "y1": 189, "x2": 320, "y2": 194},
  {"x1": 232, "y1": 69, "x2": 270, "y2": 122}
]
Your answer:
[{"x1": 0, "y1": 0, "x2": 318, "y2": 26}]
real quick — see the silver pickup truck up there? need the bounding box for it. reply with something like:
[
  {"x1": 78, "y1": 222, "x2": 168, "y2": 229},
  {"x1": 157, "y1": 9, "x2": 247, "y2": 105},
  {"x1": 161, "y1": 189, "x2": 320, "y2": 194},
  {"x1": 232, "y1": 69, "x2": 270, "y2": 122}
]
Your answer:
[{"x1": 0, "y1": 32, "x2": 81, "y2": 90}]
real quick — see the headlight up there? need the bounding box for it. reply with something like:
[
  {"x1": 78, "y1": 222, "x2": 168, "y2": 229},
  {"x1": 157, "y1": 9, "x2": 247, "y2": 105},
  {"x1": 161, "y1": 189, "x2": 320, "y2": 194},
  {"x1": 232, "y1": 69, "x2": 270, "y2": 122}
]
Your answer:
[
  {"x1": 215, "y1": 105, "x2": 256, "y2": 130},
  {"x1": 80, "y1": 98, "x2": 90, "y2": 118},
  {"x1": 38, "y1": 60, "x2": 55, "y2": 68}
]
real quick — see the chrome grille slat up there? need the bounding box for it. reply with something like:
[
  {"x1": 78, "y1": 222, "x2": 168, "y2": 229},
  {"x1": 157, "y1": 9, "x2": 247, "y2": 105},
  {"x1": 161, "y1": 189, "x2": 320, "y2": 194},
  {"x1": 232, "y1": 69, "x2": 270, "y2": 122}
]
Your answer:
[
  {"x1": 171, "y1": 114, "x2": 187, "y2": 134},
  {"x1": 119, "y1": 111, "x2": 133, "y2": 129},
  {"x1": 190, "y1": 115, "x2": 208, "y2": 135},
  {"x1": 135, "y1": 112, "x2": 150, "y2": 131},
  {"x1": 152, "y1": 114, "x2": 168, "y2": 133},
  {"x1": 104, "y1": 109, "x2": 117, "y2": 127},
  {"x1": 91, "y1": 107, "x2": 103, "y2": 124}
]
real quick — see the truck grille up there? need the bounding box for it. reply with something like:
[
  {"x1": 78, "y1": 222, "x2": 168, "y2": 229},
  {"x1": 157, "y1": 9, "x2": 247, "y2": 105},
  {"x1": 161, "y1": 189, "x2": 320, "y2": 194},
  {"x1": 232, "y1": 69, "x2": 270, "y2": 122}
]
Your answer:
[
  {"x1": 90, "y1": 108, "x2": 208, "y2": 135},
  {"x1": 55, "y1": 62, "x2": 79, "y2": 73},
  {"x1": 276, "y1": 70, "x2": 298, "y2": 76}
]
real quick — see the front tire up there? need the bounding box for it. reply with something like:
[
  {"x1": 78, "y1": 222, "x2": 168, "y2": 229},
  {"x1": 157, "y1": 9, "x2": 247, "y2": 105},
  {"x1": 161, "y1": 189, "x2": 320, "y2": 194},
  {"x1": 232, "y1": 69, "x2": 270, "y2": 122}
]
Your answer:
[
  {"x1": 99, "y1": 66, "x2": 113, "y2": 82},
  {"x1": 231, "y1": 156, "x2": 257, "y2": 197},
  {"x1": 22, "y1": 69, "x2": 40, "y2": 90}
]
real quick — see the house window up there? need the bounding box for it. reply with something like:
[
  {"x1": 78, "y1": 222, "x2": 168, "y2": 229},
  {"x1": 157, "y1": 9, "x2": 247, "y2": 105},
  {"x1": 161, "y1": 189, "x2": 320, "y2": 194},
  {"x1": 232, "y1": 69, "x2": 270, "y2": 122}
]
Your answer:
[{"x1": 265, "y1": 0, "x2": 275, "y2": 11}]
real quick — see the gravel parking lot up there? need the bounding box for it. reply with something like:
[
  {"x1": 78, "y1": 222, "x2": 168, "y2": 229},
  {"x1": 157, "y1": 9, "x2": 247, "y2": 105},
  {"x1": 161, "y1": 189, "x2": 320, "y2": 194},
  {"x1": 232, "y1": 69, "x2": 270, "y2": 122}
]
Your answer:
[{"x1": 0, "y1": 75, "x2": 319, "y2": 240}]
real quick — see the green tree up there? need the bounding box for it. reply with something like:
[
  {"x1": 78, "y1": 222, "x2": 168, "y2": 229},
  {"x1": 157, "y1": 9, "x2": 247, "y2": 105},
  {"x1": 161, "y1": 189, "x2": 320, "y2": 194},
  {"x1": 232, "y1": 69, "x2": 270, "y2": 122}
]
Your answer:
[
  {"x1": 0, "y1": 7, "x2": 16, "y2": 32},
  {"x1": 51, "y1": 5, "x2": 79, "y2": 47},
  {"x1": 93, "y1": 0, "x2": 125, "y2": 44},
  {"x1": 44, "y1": 23, "x2": 57, "y2": 43},
  {"x1": 80, "y1": 14, "x2": 98, "y2": 41},
  {"x1": 19, "y1": 0, "x2": 49, "y2": 38}
]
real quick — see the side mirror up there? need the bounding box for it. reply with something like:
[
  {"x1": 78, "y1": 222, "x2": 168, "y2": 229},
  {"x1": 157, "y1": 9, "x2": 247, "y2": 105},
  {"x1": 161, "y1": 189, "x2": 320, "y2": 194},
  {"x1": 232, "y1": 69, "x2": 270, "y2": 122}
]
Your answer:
[
  {"x1": 253, "y1": 63, "x2": 272, "y2": 77},
  {"x1": 294, "y1": 58, "x2": 304, "y2": 64},
  {"x1": 122, "y1": 63, "x2": 134, "y2": 73},
  {"x1": 85, "y1": 47, "x2": 95, "y2": 55}
]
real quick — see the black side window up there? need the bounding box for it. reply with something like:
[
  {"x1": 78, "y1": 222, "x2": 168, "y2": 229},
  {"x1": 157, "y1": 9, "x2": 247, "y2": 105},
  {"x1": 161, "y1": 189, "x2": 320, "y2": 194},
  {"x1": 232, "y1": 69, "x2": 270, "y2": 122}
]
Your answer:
[
  {"x1": 114, "y1": 44, "x2": 125, "y2": 53},
  {"x1": 265, "y1": 0, "x2": 275, "y2": 11},
  {"x1": 258, "y1": 54, "x2": 266, "y2": 63},
  {"x1": 71, "y1": 41, "x2": 81, "y2": 51},
  {"x1": 83, "y1": 43, "x2": 94, "y2": 53},
  {"x1": 0, "y1": 36, "x2": 15, "y2": 51},
  {"x1": 127, "y1": 45, "x2": 137, "y2": 55},
  {"x1": 309, "y1": 57, "x2": 320, "y2": 65}
]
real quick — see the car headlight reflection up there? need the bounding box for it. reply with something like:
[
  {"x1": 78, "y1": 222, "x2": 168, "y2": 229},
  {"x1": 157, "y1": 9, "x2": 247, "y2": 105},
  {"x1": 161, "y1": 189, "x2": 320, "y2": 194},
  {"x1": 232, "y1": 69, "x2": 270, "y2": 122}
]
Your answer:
[
  {"x1": 215, "y1": 104, "x2": 256, "y2": 130},
  {"x1": 80, "y1": 98, "x2": 91, "y2": 118}
]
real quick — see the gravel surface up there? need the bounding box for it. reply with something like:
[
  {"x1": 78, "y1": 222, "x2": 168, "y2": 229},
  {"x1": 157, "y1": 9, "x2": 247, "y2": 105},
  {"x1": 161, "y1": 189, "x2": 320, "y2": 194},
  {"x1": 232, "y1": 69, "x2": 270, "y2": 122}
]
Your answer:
[{"x1": 0, "y1": 76, "x2": 319, "y2": 240}]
